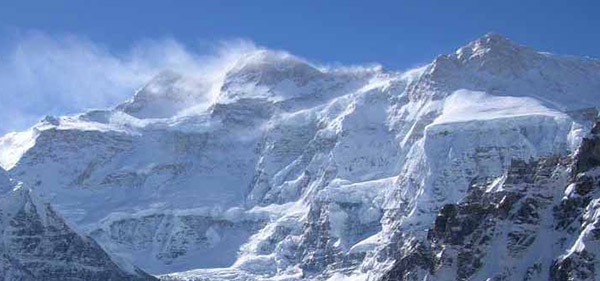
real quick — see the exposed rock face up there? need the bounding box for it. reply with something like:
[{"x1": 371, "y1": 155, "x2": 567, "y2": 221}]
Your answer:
[
  {"x1": 1, "y1": 33, "x2": 600, "y2": 280},
  {"x1": 381, "y1": 122, "x2": 600, "y2": 281},
  {"x1": 0, "y1": 170, "x2": 157, "y2": 281}
]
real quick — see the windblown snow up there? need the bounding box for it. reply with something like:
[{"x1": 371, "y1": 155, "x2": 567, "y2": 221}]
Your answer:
[{"x1": 1, "y1": 33, "x2": 600, "y2": 281}]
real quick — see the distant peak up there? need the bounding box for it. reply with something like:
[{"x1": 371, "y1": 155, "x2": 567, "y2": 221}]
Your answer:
[
  {"x1": 240, "y1": 49, "x2": 295, "y2": 62},
  {"x1": 222, "y1": 49, "x2": 323, "y2": 90},
  {"x1": 113, "y1": 68, "x2": 207, "y2": 119},
  {"x1": 228, "y1": 49, "x2": 320, "y2": 75},
  {"x1": 146, "y1": 69, "x2": 183, "y2": 87},
  {"x1": 41, "y1": 115, "x2": 60, "y2": 126},
  {"x1": 425, "y1": 32, "x2": 543, "y2": 82},
  {"x1": 472, "y1": 32, "x2": 522, "y2": 50},
  {"x1": 480, "y1": 32, "x2": 513, "y2": 43},
  {"x1": 458, "y1": 32, "x2": 526, "y2": 52},
  {"x1": 449, "y1": 32, "x2": 539, "y2": 67}
]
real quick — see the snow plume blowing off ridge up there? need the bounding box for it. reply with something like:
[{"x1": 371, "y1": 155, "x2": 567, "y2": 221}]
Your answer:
[
  {"x1": 0, "y1": 30, "x2": 261, "y2": 135},
  {"x1": 4, "y1": 32, "x2": 600, "y2": 280}
]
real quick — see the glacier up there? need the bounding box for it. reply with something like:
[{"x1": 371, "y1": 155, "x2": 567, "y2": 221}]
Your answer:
[{"x1": 1, "y1": 33, "x2": 600, "y2": 280}]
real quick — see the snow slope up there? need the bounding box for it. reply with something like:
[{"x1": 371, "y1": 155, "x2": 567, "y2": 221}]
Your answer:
[
  {"x1": 1, "y1": 33, "x2": 600, "y2": 280},
  {"x1": 432, "y1": 89, "x2": 568, "y2": 125}
]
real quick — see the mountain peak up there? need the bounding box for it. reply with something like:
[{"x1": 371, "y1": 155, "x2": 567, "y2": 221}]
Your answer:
[
  {"x1": 229, "y1": 49, "x2": 316, "y2": 72},
  {"x1": 418, "y1": 32, "x2": 543, "y2": 81},
  {"x1": 217, "y1": 49, "x2": 325, "y2": 103},
  {"x1": 224, "y1": 49, "x2": 323, "y2": 84},
  {"x1": 455, "y1": 32, "x2": 532, "y2": 61},
  {"x1": 476, "y1": 32, "x2": 518, "y2": 48},
  {"x1": 114, "y1": 69, "x2": 212, "y2": 119},
  {"x1": 426, "y1": 33, "x2": 535, "y2": 82}
]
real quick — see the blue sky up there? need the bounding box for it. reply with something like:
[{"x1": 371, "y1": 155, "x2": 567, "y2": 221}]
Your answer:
[{"x1": 0, "y1": 0, "x2": 599, "y2": 134}]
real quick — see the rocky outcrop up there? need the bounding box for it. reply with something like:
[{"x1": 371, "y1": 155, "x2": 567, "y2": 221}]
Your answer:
[
  {"x1": 0, "y1": 169, "x2": 157, "y2": 281},
  {"x1": 382, "y1": 121, "x2": 600, "y2": 281}
]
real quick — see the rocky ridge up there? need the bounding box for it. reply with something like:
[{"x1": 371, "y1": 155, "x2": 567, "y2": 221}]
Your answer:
[{"x1": 0, "y1": 168, "x2": 157, "y2": 281}]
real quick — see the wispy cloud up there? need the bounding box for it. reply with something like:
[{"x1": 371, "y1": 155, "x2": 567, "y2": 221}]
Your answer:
[{"x1": 0, "y1": 30, "x2": 257, "y2": 134}]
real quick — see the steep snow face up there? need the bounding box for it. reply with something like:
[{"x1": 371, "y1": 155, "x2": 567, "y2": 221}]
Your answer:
[
  {"x1": 0, "y1": 129, "x2": 37, "y2": 170},
  {"x1": 418, "y1": 33, "x2": 600, "y2": 111},
  {"x1": 1, "y1": 34, "x2": 600, "y2": 280}
]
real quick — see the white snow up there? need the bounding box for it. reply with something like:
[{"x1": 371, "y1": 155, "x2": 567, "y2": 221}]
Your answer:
[
  {"x1": 433, "y1": 89, "x2": 568, "y2": 125},
  {"x1": 0, "y1": 129, "x2": 37, "y2": 170},
  {"x1": 2, "y1": 33, "x2": 600, "y2": 281}
]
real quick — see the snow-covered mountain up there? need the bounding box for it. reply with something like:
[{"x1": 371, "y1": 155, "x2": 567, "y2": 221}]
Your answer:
[{"x1": 2, "y1": 33, "x2": 600, "y2": 280}]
